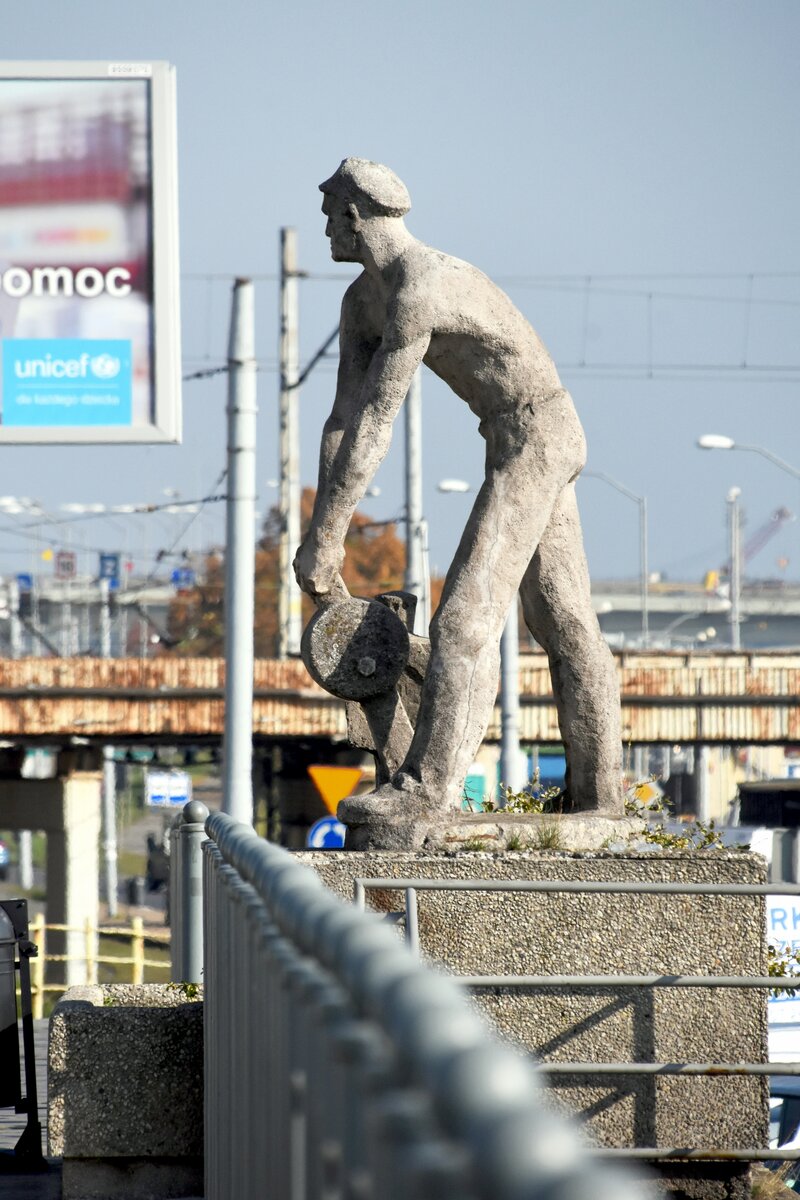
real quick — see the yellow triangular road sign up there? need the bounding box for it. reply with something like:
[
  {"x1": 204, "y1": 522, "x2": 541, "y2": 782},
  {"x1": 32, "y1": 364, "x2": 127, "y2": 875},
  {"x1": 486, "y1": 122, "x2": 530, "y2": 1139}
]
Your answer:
[{"x1": 307, "y1": 765, "x2": 363, "y2": 815}]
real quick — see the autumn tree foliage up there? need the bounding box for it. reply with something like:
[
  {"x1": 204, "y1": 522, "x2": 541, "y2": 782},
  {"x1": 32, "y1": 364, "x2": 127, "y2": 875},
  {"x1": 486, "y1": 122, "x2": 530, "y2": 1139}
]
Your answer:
[{"x1": 166, "y1": 487, "x2": 443, "y2": 657}]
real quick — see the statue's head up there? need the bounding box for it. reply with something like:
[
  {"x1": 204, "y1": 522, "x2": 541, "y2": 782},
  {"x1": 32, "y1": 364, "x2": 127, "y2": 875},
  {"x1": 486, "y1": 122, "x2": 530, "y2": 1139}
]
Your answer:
[{"x1": 319, "y1": 158, "x2": 411, "y2": 263}]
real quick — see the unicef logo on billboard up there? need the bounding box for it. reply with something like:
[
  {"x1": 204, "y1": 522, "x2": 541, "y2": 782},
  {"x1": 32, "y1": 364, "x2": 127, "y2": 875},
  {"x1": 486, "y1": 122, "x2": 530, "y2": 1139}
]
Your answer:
[
  {"x1": 90, "y1": 354, "x2": 121, "y2": 380},
  {"x1": 2, "y1": 338, "x2": 132, "y2": 428}
]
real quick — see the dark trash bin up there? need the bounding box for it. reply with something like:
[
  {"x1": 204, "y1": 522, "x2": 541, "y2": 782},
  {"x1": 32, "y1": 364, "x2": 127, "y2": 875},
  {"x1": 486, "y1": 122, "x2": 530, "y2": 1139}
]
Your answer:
[
  {"x1": 0, "y1": 898, "x2": 43, "y2": 1161},
  {"x1": 127, "y1": 876, "x2": 146, "y2": 907}
]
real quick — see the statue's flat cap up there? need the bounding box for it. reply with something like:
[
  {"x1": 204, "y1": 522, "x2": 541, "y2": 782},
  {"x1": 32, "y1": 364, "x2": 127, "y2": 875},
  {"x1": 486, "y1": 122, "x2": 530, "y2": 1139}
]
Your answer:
[{"x1": 319, "y1": 158, "x2": 411, "y2": 217}]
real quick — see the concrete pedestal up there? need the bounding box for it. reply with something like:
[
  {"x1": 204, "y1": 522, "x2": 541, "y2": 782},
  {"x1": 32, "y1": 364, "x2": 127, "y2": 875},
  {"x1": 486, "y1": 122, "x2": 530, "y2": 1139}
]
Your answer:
[
  {"x1": 300, "y1": 847, "x2": 768, "y2": 1199},
  {"x1": 49, "y1": 984, "x2": 203, "y2": 1199}
]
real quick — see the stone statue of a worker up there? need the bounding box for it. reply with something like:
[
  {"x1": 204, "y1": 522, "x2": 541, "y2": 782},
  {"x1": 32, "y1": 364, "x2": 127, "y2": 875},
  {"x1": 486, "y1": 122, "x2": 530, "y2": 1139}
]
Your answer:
[{"x1": 294, "y1": 158, "x2": 623, "y2": 848}]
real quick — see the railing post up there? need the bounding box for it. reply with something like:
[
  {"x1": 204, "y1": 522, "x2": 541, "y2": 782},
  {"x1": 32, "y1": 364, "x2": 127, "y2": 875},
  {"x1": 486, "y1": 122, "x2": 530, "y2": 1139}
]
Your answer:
[
  {"x1": 131, "y1": 917, "x2": 144, "y2": 985},
  {"x1": 171, "y1": 800, "x2": 209, "y2": 984},
  {"x1": 84, "y1": 917, "x2": 97, "y2": 985},
  {"x1": 30, "y1": 913, "x2": 45, "y2": 1020}
]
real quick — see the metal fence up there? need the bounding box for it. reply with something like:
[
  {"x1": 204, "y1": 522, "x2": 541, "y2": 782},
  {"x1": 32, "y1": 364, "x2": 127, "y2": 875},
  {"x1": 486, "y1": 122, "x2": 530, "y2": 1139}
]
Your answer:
[
  {"x1": 204, "y1": 811, "x2": 646, "y2": 1200},
  {"x1": 25, "y1": 913, "x2": 170, "y2": 1017},
  {"x1": 354, "y1": 874, "x2": 800, "y2": 1164}
]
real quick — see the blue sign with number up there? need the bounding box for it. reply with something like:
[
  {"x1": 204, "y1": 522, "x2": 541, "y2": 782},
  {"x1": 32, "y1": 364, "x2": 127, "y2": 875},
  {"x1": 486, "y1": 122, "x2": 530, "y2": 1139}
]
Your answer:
[
  {"x1": 306, "y1": 816, "x2": 347, "y2": 849},
  {"x1": 171, "y1": 567, "x2": 195, "y2": 590},
  {"x1": 99, "y1": 553, "x2": 120, "y2": 582}
]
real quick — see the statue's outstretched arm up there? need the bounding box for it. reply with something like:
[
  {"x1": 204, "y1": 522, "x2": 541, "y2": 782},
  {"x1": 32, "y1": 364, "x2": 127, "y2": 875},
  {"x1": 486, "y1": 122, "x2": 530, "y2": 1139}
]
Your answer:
[
  {"x1": 314, "y1": 286, "x2": 377, "y2": 501},
  {"x1": 295, "y1": 313, "x2": 430, "y2": 601}
]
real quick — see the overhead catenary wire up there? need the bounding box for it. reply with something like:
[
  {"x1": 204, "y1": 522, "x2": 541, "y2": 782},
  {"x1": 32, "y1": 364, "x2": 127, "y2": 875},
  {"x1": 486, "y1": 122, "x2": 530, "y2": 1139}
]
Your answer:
[{"x1": 181, "y1": 268, "x2": 800, "y2": 387}]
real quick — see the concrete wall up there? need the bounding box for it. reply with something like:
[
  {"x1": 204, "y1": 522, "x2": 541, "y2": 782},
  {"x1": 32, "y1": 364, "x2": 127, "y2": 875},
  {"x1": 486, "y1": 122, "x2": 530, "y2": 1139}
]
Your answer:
[
  {"x1": 300, "y1": 848, "x2": 768, "y2": 1167},
  {"x1": 0, "y1": 773, "x2": 101, "y2": 985}
]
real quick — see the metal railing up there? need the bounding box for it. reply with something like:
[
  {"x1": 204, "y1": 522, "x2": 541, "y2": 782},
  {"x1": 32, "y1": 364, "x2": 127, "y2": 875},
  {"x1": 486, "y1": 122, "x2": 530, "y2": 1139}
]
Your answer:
[
  {"x1": 25, "y1": 913, "x2": 170, "y2": 1017},
  {"x1": 355, "y1": 874, "x2": 800, "y2": 1164},
  {"x1": 204, "y1": 811, "x2": 646, "y2": 1200}
]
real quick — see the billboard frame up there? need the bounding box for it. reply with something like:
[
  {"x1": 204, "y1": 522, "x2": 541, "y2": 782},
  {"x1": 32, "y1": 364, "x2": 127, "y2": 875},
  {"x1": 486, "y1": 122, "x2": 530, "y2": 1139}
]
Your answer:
[{"x1": 0, "y1": 60, "x2": 181, "y2": 444}]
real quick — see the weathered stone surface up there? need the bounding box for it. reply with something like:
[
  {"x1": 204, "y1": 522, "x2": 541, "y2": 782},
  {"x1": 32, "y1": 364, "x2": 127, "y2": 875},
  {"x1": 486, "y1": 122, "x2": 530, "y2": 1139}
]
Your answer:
[
  {"x1": 294, "y1": 157, "x2": 623, "y2": 848},
  {"x1": 299, "y1": 848, "x2": 769, "y2": 1159},
  {"x1": 49, "y1": 984, "x2": 203, "y2": 1199},
  {"x1": 302, "y1": 596, "x2": 410, "y2": 701},
  {"x1": 434, "y1": 811, "x2": 646, "y2": 850}
]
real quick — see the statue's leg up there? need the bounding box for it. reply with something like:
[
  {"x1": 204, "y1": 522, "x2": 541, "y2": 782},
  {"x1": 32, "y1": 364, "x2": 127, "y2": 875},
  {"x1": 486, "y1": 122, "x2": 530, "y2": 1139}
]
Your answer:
[
  {"x1": 390, "y1": 460, "x2": 568, "y2": 806},
  {"x1": 339, "y1": 391, "x2": 591, "y2": 847},
  {"x1": 339, "y1": 461, "x2": 566, "y2": 846},
  {"x1": 519, "y1": 482, "x2": 623, "y2": 813}
]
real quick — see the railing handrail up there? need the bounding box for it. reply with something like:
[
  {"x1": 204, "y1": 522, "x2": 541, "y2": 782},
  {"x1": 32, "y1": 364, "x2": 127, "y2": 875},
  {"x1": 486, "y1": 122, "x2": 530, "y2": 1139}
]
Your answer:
[{"x1": 206, "y1": 810, "x2": 645, "y2": 1200}]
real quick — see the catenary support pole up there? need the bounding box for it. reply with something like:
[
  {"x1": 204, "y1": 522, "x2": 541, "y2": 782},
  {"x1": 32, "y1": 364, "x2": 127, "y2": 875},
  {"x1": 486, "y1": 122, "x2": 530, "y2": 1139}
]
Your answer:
[
  {"x1": 728, "y1": 487, "x2": 742, "y2": 651},
  {"x1": 696, "y1": 744, "x2": 711, "y2": 823},
  {"x1": 499, "y1": 601, "x2": 526, "y2": 800},
  {"x1": 7, "y1": 579, "x2": 33, "y2": 889},
  {"x1": 8, "y1": 578, "x2": 22, "y2": 660},
  {"x1": 404, "y1": 369, "x2": 430, "y2": 634},
  {"x1": 99, "y1": 578, "x2": 118, "y2": 917},
  {"x1": 278, "y1": 229, "x2": 302, "y2": 658},
  {"x1": 639, "y1": 494, "x2": 649, "y2": 647},
  {"x1": 223, "y1": 279, "x2": 257, "y2": 823}
]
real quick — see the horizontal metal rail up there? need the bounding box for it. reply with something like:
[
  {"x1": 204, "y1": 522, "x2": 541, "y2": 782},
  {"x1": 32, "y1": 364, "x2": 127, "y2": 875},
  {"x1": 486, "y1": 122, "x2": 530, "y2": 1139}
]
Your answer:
[
  {"x1": 353, "y1": 871, "x2": 800, "y2": 1165},
  {"x1": 461, "y1": 974, "x2": 800, "y2": 988},
  {"x1": 541, "y1": 1062, "x2": 799, "y2": 1075},
  {"x1": 597, "y1": 1148, "x2": 800, "y2": 1161},
  {"x1": 354, "y1": 877, "x2": 800, "y2": 901}
]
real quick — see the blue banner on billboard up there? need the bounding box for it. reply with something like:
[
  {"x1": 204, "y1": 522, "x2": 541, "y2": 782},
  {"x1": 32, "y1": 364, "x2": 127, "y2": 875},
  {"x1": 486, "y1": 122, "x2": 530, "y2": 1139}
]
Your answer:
[{"x1": 2, "y1": 338, "x2": 132, "y2": 426}]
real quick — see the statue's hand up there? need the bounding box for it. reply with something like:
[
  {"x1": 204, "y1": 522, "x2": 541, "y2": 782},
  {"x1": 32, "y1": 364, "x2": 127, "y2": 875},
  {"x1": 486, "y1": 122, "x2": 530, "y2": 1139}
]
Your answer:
[{"x1": 294, "y1": 536, "x2": 347, "y2": 604}]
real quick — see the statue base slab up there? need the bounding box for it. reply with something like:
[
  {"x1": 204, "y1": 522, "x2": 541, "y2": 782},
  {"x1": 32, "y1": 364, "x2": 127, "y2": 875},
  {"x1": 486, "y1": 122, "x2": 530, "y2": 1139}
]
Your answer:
[{"x1": 299, "y1": 847, "x2": 767, "y2": 1200}]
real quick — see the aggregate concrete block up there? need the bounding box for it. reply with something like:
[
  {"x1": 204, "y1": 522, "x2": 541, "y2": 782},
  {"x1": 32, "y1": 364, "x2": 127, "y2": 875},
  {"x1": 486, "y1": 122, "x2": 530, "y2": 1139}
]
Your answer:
[
  {"x1": 49, "y1": 983, "x2": 203, "y2": 1200},
  {"x1": 299, "y1": 847, "x2": 769, "y2": 1163}
]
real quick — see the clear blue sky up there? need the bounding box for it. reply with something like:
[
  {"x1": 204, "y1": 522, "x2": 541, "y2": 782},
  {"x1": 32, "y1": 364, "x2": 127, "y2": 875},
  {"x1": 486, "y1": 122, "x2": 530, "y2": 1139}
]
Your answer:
[{"x1": 6, "y1": 1, "x2": 800, "y2": 586}]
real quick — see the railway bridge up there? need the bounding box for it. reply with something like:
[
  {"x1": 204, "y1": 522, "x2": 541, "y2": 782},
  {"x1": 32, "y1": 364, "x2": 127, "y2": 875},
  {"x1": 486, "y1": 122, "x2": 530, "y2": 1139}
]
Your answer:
[
  {"x1": 0, "y1": 650, "x2": 794, "y2": 746},
  {"x1": 1, "y1": 649, "x2": 797, "y2": 984}
]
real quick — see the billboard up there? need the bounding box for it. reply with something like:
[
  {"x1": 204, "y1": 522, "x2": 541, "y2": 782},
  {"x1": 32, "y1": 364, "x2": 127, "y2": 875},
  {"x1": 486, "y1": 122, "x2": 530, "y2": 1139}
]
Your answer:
[{"x1": 0, "y1": 62, "x2": 181, "y2": 443}]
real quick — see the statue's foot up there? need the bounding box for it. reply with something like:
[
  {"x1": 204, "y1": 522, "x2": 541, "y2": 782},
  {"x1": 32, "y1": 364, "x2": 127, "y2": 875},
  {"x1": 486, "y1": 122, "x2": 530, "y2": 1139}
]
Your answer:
[{"x1": 337, "y1": 777, "x2": 435, "y2": 851}]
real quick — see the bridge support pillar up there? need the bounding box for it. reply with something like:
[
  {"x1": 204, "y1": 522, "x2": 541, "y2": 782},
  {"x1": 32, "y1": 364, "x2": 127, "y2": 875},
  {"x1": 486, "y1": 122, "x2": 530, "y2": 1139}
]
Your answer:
[
  {"x1": 0, "y1": 772, "x2": 101, "y2": 986},
  {"x1": 696, "y1": 744, "x2": 711, "y2": 823}
]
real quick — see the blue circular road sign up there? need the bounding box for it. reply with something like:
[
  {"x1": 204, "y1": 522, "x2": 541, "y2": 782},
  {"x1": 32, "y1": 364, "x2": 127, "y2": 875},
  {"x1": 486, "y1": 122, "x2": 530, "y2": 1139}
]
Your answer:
[{"x1": 306, "y1": 816, "x2": 347, "y2": 849}]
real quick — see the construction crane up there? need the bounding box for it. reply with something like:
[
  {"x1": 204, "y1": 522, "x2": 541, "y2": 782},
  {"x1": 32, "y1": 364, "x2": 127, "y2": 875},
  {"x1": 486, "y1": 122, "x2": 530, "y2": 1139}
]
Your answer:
[
  {"x1": 704, "y1": 506, "x2": 794, "y2": 590},
  {"x1": 741, "y1": 506, "x2": 794, "y2": 563}
]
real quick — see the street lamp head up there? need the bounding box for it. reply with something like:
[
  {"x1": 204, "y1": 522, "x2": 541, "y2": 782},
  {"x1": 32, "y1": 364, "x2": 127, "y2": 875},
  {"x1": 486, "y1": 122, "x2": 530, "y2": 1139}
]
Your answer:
[
  {"x1": 697, "y1": 434, "x2": 735, "y2": 451},
  {"x1": 437, "y1": 479, "x2": 471, "y2": 494}
]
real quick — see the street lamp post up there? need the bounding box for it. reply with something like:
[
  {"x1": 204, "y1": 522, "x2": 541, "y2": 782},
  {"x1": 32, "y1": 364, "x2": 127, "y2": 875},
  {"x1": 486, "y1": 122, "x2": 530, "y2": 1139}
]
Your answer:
[
  {"x1": 697, "y1": 434, "x2": 800, "y2": 481},
  {"x1": 727, "y1": 487, "x2": 742, "y2": 651},
  {"x1": 582, "y1": 471, "x2": 649, "y2": 648},
  {"x1": 697, "y1": 434, "x2": 800, "y2": 650},
  {"x1": 404, "y1": 370, "x2": 431, "y2": 635}
]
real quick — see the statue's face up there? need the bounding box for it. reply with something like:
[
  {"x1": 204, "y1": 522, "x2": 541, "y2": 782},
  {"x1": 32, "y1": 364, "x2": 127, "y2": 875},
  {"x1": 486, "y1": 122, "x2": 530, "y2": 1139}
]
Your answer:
[{"x1": 321, "y1": 193, "x2": 362, "y2": 263}]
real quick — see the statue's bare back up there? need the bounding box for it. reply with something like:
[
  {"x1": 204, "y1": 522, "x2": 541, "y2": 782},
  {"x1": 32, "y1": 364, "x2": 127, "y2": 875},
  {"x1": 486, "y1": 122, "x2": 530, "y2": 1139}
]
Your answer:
[{"x1": 346, "y1": 248, "x2": 563, "y2": 428}]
